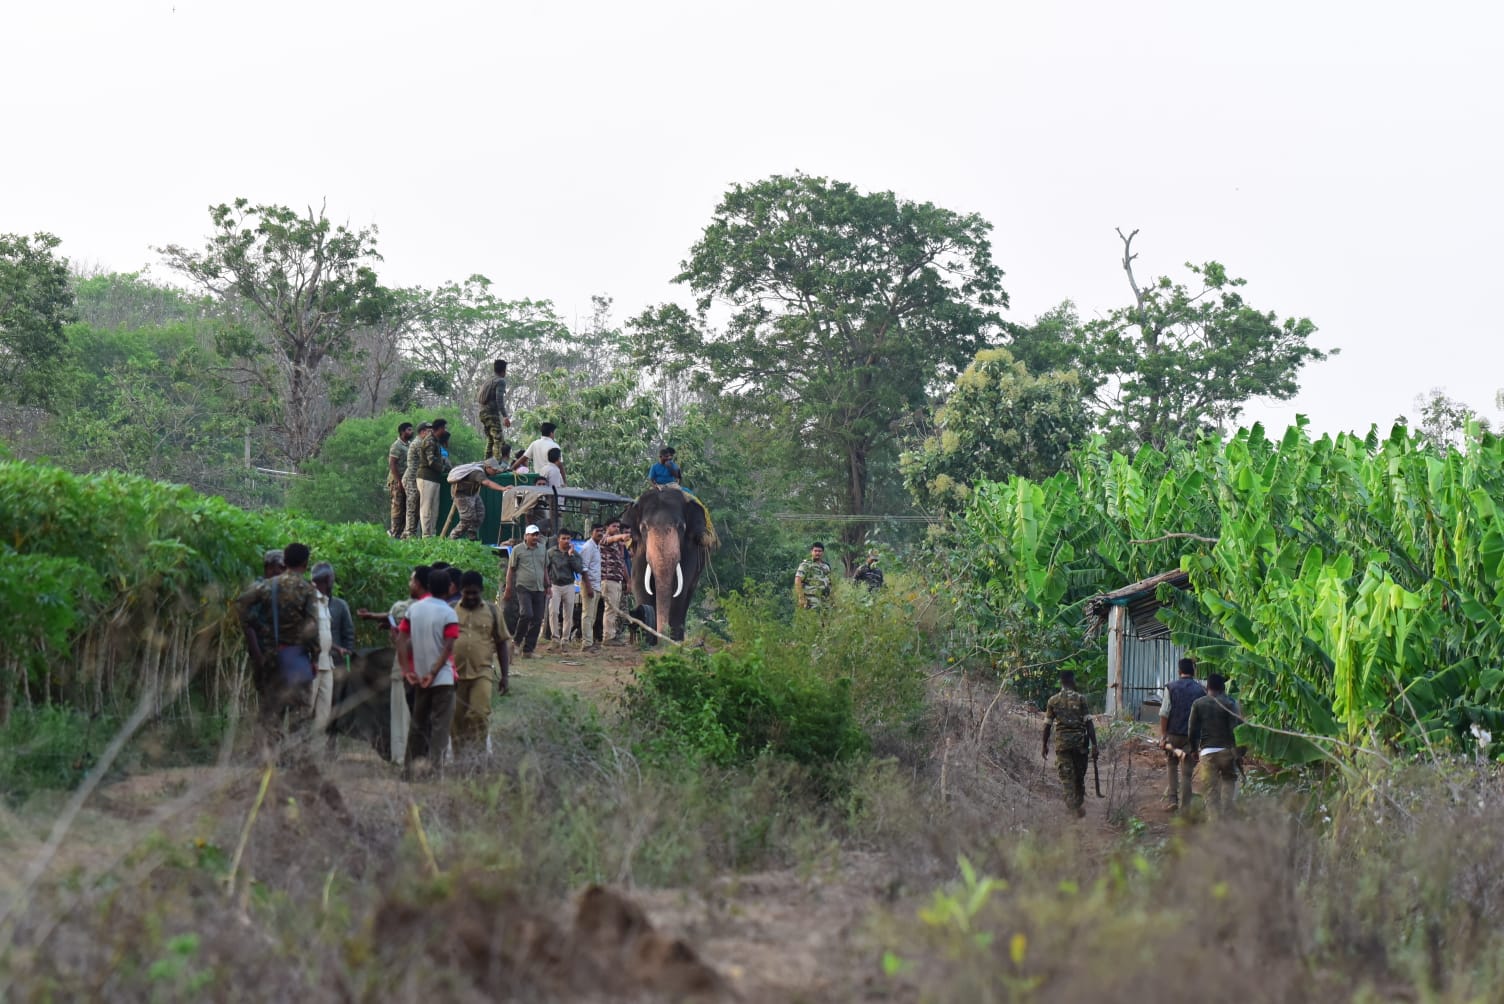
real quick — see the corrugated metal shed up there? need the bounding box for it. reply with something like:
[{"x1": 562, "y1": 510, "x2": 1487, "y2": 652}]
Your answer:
[{"x1": 1088, "y1": 570, "x2": 1191, "y2": 717}]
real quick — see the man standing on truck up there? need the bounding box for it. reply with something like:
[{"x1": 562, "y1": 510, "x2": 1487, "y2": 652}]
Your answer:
[
  {"x1": 476, "y1": 359, "x2": 511, "y2": 462},
  {"x1": 386, "y1": 422, "x2": 414, "y2": 537}
]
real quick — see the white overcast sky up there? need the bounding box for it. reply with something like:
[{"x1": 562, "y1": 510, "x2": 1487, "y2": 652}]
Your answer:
[{"x1": 6, "y1": 0, "x2": 1501, "y2": 436}]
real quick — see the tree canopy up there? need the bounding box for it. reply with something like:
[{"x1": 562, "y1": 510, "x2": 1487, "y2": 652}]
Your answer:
[
  {"x1": 0, "y1": 232, "x2": 74, "y2": 407},
  {"x1": 632, "y1": 173, "x2": 1006, "y2": 548},
  {"x1": 157, "y1": 199, "x2": 384, "y2": 465},
  {"x1": 900, "y1": 348, "x2": 1089, "y2": 511},
  {"x1": 1066, "y1": 230, "x2": 1332, "y2": 451}
]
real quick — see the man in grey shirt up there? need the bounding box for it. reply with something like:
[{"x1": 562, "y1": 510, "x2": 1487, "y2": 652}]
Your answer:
[{"x1": 504, "y1": 524, "x2": 549, "y2": 658}]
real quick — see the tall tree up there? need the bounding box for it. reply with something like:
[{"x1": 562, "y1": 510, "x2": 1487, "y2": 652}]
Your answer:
[
  {"x1": 1082, "y1": 229, "x2": 1333, "y2": 451},
  {"x1": 0, "y1": 232, "x2": 74, "y2": 407},
  {"x1": 399, "y1": 276, "x2": 570, "y2": 423},
  {"x1": 157, "y1": 199, "x2": 383, "y2": 465},
  {"x1": 631, "y1": 173, "x2": 1006, "y2": 549},
  {"x1": 1409, "y1": 387, "x2": 1490, "y2": 452},
  {"x1": 900, "y1": 348, "x2": 1089, "y2": 511}
]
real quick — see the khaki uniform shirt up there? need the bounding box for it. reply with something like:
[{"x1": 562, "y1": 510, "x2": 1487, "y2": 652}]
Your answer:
[{"x1": 454, "y1": 600, "x2": 507, "y2": 680}]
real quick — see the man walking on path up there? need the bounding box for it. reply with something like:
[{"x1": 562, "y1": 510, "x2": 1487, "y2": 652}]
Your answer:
[
  {"x1": 504, "y1": 524, "x2": 549, "y2": 658},
  {"x1": 476, "y1": 359, "x2": 511, "y2": 462},
  {"x1": 544, "y1": 529, "x2": 583, "y2": 651},
  {"x1": 1187, "y1": 674, "x2": 1244, "y2": 820},
  {"x1": 397, "y1": 568, "x2": 459, "y2": 779},
  {"x1": 577, "y1": 523, "x2": 604, "y2": 652},
  {"x1": 1042, "y1": 669, "x2": 1098, "y2": 818},
  {"x1": 401, "y1": 422, "x2": 431, "y2": 538},
  {"x1": 387, "y1": 422, "x2": 414, "y2": 537},
  {"x1": 452, "y1": 570, "x2": 509, "y2": 757},
  {"x1": 793, "y1": 542, "x2": 833, "y2": 609},
  {"x1": 1159, "y1": 657, "x2": 1207, "y2": 812}
]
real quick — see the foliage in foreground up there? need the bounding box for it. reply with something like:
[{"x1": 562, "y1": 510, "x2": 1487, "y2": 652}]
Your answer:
[{"x1": 962, "y1": 421, "x2": 1504, "y2": 761}]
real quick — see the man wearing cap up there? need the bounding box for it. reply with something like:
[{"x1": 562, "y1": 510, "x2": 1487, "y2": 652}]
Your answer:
[
  {"x1": 476, "y1": 359, "x2": 511, "y2": 462},
  {"x1": 387, "y1": 422, "x2": 415, "y2": 537},
  {"x1": 401, "y1": 422, "x2": 432, "y2": 539},
  {"x1": 448, "y1": 457, "x2": 509, "y2": 540},
  {"x1": 853, "y1": 551, "x2": 884, "y2": 591},
  {"x1": 504, "y1": 524, "x2": 549, "y2": 657},
  {"x1": 311, "y1": 562, "x2": 356, "y2": 755}
]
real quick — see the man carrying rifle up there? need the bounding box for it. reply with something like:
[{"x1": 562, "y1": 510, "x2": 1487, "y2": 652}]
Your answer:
[{"x1": 1042, "y1": 669, "x2": 1099, "y2": 818}]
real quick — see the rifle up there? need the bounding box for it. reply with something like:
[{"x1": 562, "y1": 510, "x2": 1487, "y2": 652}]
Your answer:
[{"x1": 1092, "y1": 748, "x2": 1103, "y2": 798}]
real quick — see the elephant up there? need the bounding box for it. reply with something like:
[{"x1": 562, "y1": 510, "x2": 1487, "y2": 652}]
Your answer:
[{"x1": 621, "y1": 486, "x2": 716, "y2": 642}]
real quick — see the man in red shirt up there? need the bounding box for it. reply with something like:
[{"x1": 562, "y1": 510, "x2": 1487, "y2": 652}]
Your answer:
[{"x1": 396, "y1": 567, "x2": 459, "y2": 779}]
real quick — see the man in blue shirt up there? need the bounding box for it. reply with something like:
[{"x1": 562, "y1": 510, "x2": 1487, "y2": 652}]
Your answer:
[{"x1": 649, "y1": 446, "x2": 681, "y2": 486}]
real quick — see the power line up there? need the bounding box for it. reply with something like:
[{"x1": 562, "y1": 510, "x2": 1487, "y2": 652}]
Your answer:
[{"x1": 771, "y1": 512, "x2": 938, "y2": 522}]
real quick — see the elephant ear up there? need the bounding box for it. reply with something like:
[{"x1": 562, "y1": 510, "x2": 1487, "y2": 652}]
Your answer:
[
  {"x1": 685, "y1": 493, "x2": 717, "y2": 550},
  {"x1": 621, "y1": 500, "x2": 641, "y2": 541}
]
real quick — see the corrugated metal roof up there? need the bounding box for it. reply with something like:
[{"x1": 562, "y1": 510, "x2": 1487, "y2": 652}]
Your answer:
[{"x1": 1085, "y1": 569, "x2": 1190, "y2": 640}]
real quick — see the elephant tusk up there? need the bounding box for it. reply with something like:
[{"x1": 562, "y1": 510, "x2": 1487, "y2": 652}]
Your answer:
[
  {"x1": 644, "y1": 564, "x2": 654, "y2": 597},
  {"x1": 674, "y1": 563, "x2": 684, "y2": 598}
]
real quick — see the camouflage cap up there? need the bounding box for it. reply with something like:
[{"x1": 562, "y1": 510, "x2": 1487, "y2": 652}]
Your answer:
[
  {"x1": 387, "y1": 599, "x2": 413, "y2": 626},
  {"x1": 311, "y1": 562, "x2": 335, "y2": 580},
  {"x1": 263, "y1": 548, "x2": 284, "y2": 565}
]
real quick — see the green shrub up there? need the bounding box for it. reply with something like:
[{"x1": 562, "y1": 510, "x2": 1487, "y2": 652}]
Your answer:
[
  {"x1": 0, "y1": 459, "x2": 500, "y2": 723},
  {"x1": 623, "y1": 647, "x2": 868, "y2": 769},
  {"x1": 719, "y1": 577, "x2": 932, "y2": 744}
]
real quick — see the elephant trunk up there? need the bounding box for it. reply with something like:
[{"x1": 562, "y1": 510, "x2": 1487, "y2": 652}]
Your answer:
[{"x1": 643, "y1": 526, "x2": 682, "y2": 637}]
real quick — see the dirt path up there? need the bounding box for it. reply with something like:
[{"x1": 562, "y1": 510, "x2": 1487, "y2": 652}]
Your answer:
[{"x1": 2, "y1": 655, "x2": 1181, "y2": 1002}]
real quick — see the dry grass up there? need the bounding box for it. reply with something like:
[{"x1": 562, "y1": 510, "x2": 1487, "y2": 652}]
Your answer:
[{"x1": 5, "y1": 663, "x2": 1504, "y2": 1002}]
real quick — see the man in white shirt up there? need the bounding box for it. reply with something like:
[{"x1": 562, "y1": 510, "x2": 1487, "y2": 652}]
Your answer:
[
  {"x1": 539, "y1": 446, "x2": 566, "y2": 488},
  {"x1": 577, "y1": 523, "x2": 603, "y2": 653},
  {"x1": 397, "y1": 567, "x2": 459, "y2": 779},
  {"x1": 525, "y1": 421, "x2": 562, "y2": 479}
]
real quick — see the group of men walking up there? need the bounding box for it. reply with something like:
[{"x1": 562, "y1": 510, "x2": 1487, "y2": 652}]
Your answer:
[
  {"x1": 1041, "y1": 659, "x2": 1244, "y2": 820},
  {"x1": 502, "y1": 519, "x2": 634, "y2": 658},
  {"x1": 238, "y1": 544, "x2": 510, "y2": 778}
]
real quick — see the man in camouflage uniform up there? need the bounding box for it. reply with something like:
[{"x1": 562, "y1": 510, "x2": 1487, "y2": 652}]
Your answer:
[
  {"x1": 475, "y1": 358, "x2": 511, "y2": 462},
  {"x1": 236, "y1": 542, "x2": 321, "y2": 761},
  {"x1": 401, "y1": 422, "x2": 431, "y2": 539},
  {"x1": 387, "y1": 422, "x2": 415, "y2": 537},
  {"x1": 448, "y1": 458, "x2": 508, "y2": 539},
  {"x1": 415, "y1": 418, "x2": 452, "y2": 538},
  {"x1": 1042, "y1": 669, "x2": 1099, "y2": 818},
  {"x1": 793, "y1": 542, "x2": 833, "y2": 609},
  {"x1": 1187, "y1": 673, "x2": 1244, "y2": 820},
  {"x1": 238, "y1": 548, "x2": 285, "y2": 695}
]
